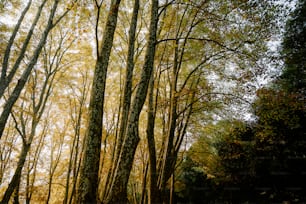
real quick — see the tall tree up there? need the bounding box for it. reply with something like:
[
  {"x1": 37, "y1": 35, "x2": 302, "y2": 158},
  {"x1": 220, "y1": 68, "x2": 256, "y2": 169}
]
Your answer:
[
  {"x1": 77, "y1": 0, "x2": 121, "y2": 203},
  {"x1": 102, "y1": 0, "x2": 139, "y2": 200},
  {"x1": 104, "y1": 0, "x2": 159, "y2": 203},
  {"x1": 146, "y1": 64, "x2": 160, "y2": 203}
]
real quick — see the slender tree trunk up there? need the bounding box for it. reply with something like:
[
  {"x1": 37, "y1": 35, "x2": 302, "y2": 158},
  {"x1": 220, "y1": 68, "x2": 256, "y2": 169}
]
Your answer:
[
  {"x1": 25, "y1": 129, "x2": 45, "y2": 204},
  {"x1": 104, "y1": 0, "x2": 159, "y2": 203},
  {"x1": 77, "y1": 0, "x2": 121, "y2": 203},
  {"x1": 159, "y1": 39, "x2": 179, "y2": 201},
  {"x1": 169, "y1": 173, "x2": 174, "y2": 204},
  {"x1": 117, "y1": 0, "x2": 139, "y2": 156},
  {"x1": 46, "y1": 136, "x2": 63, "y2": 204},
  {"x1": 64, "y1": 85, "x2": 87, "y2": 204},
  {"x1": 68, "y1": 148, "x2": 83, "y2": 204},
  {"x1": 146, "y1": 73, "x2": 161, "y2": 204},
  {"x1": 45, "y1": 172, "x2": 53, "y2": 204},
  {"x1": 140, "y1": 162, "x2": 149, "y2": 204},
  {"x1": 0, "y1": 129, "x2": 15, "y2": 185},
  {"x1": 103, "y1": 0, "x2": 140, "y2": 200}
]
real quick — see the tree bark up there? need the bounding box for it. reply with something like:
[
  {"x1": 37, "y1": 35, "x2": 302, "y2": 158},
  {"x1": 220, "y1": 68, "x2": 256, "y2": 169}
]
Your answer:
[
  {"x1": 103, "y1": 0, "x2": 139, "y2": 200},
  {"x1": 117, "y1": 0, "x2": 139, "y2": 155},
  {"x1": 77, "y1": 0, "x2": 121, "y2": 203},
  {"x1": 104, "y1": 0, "x2": 159, "y2": 203},
  {"x1": 146, "y1": 73, "x2": 161, "y2": 204}
]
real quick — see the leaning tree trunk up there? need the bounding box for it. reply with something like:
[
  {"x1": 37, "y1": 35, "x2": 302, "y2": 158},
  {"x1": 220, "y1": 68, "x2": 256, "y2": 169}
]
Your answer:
[
  {"x1": 104, "y1": 0, "x2": 159, "y2": 203},
  {"x1": 76, "y1": 0, "x2": 121, "y2": 203}
]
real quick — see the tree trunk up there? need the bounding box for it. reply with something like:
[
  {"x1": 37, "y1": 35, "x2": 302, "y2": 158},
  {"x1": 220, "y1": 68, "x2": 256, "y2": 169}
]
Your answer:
[
  {"x1": 12, "y1": 181, "x2": 20, "y2": 204},
  {"x1": 146, "y1": 73, "x2": 161, "y2": 204},
  {"x1": 158, "y1": 39, "x2": 179, "y2": 201},
  {"x1": 140, "y1": 161, "x2": 148, "y2": 204},
  {"x1": 103, "y1": 0, "x2": 139, "y2": 200},
  {"x1": 169, "y1": 173, "x2": 174, "y2": 204},
  {"x1": 104, "y1": 0, "x2": 159, "y2": 203},
  {"x1": 77, "y1": 0, "x2": 121, "y2": 203},
  {"x1": 116, "y1": 0, "x2": 139, "y2": 157},
  {"x1": 157, "y1": 6, "x2": 199, "y2": 200},
  {"x1": 64, "y1": 83, "x2": 87, "y2": 204}
]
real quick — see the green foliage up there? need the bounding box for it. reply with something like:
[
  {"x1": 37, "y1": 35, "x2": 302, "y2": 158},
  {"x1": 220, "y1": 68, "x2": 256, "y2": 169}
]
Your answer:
[{"x1": 254, "y1": 88, "x2": 304, "y2": 132}]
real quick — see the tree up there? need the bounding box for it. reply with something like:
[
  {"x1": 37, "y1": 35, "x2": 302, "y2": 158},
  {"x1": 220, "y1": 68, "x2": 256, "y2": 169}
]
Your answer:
[
  {"x1": 146, "y1": 0, "x2": 277, "y2": 202},
  {"x1": 214, "y1": 121, "x2": 256, "y2": 202},
  {"x1": 104, "y1": 0, "x2": 158, "y2": 203},
  {"x1": 64, "y1": 67, "x2": 90, "y2": 204},
  {"x1": 252, "y1": 89, "x2": 305, "y2": 202},
  {"x1": 102, "y1": 0, "x2": 140, "y2": 200},
  {"x1": 77, "y1": 0, "x2": 121, "y2": 203}
]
